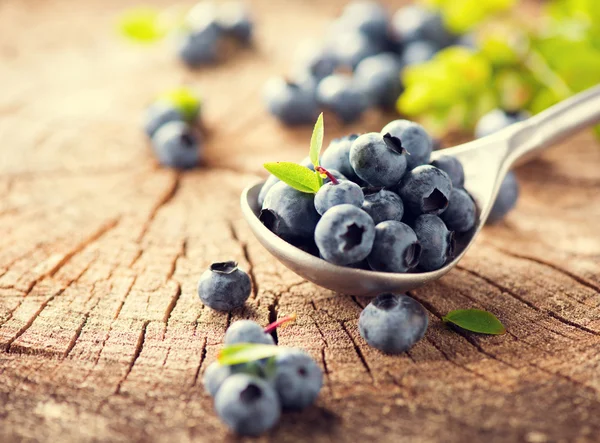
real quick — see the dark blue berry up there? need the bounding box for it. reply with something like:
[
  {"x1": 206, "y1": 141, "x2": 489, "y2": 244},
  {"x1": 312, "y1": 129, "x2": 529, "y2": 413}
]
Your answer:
[
  {"x1": 401, "y1": 40, "x2": 438, "y2": 66},
  {"x1": 198, "y1": 261, "x2": 251, "y2": 311},
  {"x1": 430, "y1": 155, "x2": 465, "y2": 188},
  {"x1": 338, "y1": 1, "x2": 390, "y2": 45},
  {"x1": 391, "y1": 6, "x2": 454, "y2": 47},
  {"x1": 151, "y1": 121, "x2": 200, "y2": 169},
  {"x1": 349, "y1": 132, "x2": 408, "y2": 187},
  {"x1": 271, "y1": 349, "x2": 323, "y2": 410},
  {"x1": 144, "y1": 103, "x2": 185, "y2": 138},
  {"x1": 320, "y1": 135, "x2": 361, "y2": 182},
  {"x1": 362, "y1": 188, "x2": 404, "y2": 224},
  {"x1": 487, "y1": 171, "x2": 520, "y2": 224},
  {"x1": 475, "y1": 109, "x2": 530, "y2": 138},
  {"x1": 314, "y1": 181, "x2": 364, "y2": 215},
  {"x1": 412, "y1": 214, "x2": 454, "y2": 271},
  {"x1": 317, "y1": 74, "x2": 368, "y2": 124},
  {"x1": 367, "y1": 221, "x2": 421, "y2": 273},
  {"x1": 328, "y1": 31, "x2": 382, "y2": 70},
  {"x1": 258, "y1": 175, "x2": 280, "y2": 208},
  {"x1": 225, "y1": 320, "x2": 274, "y2": 345},
  {"x1": 397, "y1": 165, "x2": 452, "y2": 216},
  {"x1": 380, "y1": 120, "x2": 433, "y2": 170},
  {"x1": 217, "y1": 3, "x2": 253, "y2": 43},
  {"x1": 441, "y1": 188, "x2": 476, "y2": 233},
  {"x1": 354, "y1": 53, "x2": 404, "y2": 109},
  {"x1": 263, "y1": 77, "x2": 319, "y2": 126},
  {"x1": 178, "y1": 24, "x2": 221, "y2": 67}
]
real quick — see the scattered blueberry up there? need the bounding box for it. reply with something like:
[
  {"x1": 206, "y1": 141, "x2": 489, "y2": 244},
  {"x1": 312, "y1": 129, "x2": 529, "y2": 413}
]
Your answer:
[
  {"x1": 178, "y1": 24, "x2": 222, "y2": 67},
  {"x1": 349, "y1": 132, "x2": 407, "y2": 187},
  {"x1": 217, "y1": 2, "x2": 253, "y2": 44},
  {"x1": 338, "y1": 1, "x2": 390, "y2": 45},
  {"x1": 359, "y1": 293, "x2": 429, "y2": 354},
  {"x1": 412, "y1": 214, "x2": 454, "y2": 271},
  {"x1": 362, "y1": 188, "x2": 404, "y2": 224},
  {"x1": 317, "y1": 74, "x2": 368, "y2": 123},
  {"x1": 354, "y1": 53, "x2": 404, "y2": 109},
  {"x1": 144, "y1": 103, "x2": 185, "y2": 138},
  {"x1": 328, "y1": 32, "x2": 382, "y2": 70},
  {"x1": 430, "y1": 155, "x2": 465, "y2": 188},
  {"x1": 151, "y1": 121, "x2": 200, "y2": 169},
  {"x1": 397, "y1": 165, "x2": 452, "y2": 216},
  {"x1": 215, "y1": 374, "x2": 281, "y2": 436},
  {"x1": 258, "y1": 175, "x2": 280, "y2": 208},
  {"x1": 271, "y1": 349, "x2": 323, "y2": 410},
  {"x1": 441, "y1": 188, "x2": 477, "y2": 233},
  {"x1": 204, "y1": 361, "x2": 237, "y2": 397},
  {"x1": 390, "y1": 6, "x2": 454, "y2": 48},
  {"x1": 314, "y1": 180, "x2": 364, "y2": 215},
  {"x1": 380, "y1": 119, "x2": 433, "y2": 170},
  {"x1": 314, "y1": 204, "x2": 375, "y2": 266},
  {"x1": 475, "y1": 109, "x2": 530, "y2": 138},
  {"x1": 225, "y1": 320, "x2": 275, "y2": 345},
  {"x1": 197, "y1": 261, "x2": 251, "y2": 311},
  {"x1": 263, "y1": 77, "x2": 319, "y2": 126},
  {"x1": 401, "y1": 40, "x2": 438, "y2": 66},
  {"x1": 293, "y1": 41, "x2": 338, "y2": 80},
  {"x1": 320, "y1": 135, "x2": 361, "y2": 182},
  {"x1": 261, "y1": 181, "x2": 321, "y2": 243},
  {"x1": 367, "y1": 220, "x2": 421, "y2": 273},
  {"x1": 487, "y1": 171, "x2": 520, "y2": 224}
]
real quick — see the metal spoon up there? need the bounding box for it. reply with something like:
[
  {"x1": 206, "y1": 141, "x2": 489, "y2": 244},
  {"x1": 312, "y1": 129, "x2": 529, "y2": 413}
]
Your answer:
[{"x1": 241, "y1": 85, "x2": 600, "y2": 296}]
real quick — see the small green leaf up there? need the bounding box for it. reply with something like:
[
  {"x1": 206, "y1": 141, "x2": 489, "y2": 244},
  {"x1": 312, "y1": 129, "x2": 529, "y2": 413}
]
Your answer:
[
  {"x1": 443, "y1": 309, "x2": 506, "y2": 335},
  {"x1": 117, "y1": 7, "x2": 167, "y2": 43},
  {"x1": 158, "y1": 87, "x2": 201, "y2": 122},
  {"x1": 264, "y1": 162, "x2": 321, "y2": 193},
  {"x1": 309, "y1": 113, "x2": 324, "y2": 168},
  {"x1": 218, "y1": 344, "x2": 285, "y2": 366}
]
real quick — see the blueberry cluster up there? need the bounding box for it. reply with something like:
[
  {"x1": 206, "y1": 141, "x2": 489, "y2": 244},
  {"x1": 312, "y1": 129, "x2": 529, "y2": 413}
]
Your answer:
[
  {"x1": 260, "y1": 119, "x2": 477, "y2": 273},
  {"x1": 263, "y1": 2, "x2": 459, "y2": 125},
  {"x1": 179, "y1": 2, "x2": 253, "y2": 68},
  {"x1": 204, "y1": 319, "x2": 323, "y2": 436},
  {"x1": 144, "y1": 95, "x2": 203, "y2": 169}
]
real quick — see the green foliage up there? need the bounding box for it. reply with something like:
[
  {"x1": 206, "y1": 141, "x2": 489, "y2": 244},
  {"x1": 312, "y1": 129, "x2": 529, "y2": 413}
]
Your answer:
[
  {"x1": 117, "y1": 7, "x2": 167, "y2": 43},
  {"x1": 263, "y1": 162, "x2": 321, "y2": 194},
  {"x1": 443, "y1": 309, "x2": 506, "y2": 335},
  {"x1": 218, "y1": 344, "x2": 285, "y2": 366},
  {"x1": 421, "y1": 0, "x2": 516, "y2": 33},
  {"x1": 158, "y1": 87, "x2": 202, "y2": 122}
]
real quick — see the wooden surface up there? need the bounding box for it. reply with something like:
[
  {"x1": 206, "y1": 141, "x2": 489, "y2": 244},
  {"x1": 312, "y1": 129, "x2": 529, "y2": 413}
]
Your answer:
[{"x1": 1, "y1": 0, "x2": 599, "y2": 442}]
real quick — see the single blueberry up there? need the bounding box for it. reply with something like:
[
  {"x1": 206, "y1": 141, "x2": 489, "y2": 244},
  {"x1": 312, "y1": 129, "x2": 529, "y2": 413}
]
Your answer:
[
  {"x1": 293, "y1": 41, "x2": 339, "y2": 81},
  {"x1": 441, "y1": 188, "x2": 476, "y2": 233},
  {"x1": 197, "y1": 261, "x2": 251, "y2": 311},
  {"x1": 261, "y1": 181, "x2": 321, "y2": 243},
  {"x1": 317, "y1": 74, "x2": 368, "y2": 124},
  {"x1": 487, "y1": 171, "x2": 520, "y2": 224},
  {"x1": 144, "y1": 103, "x2": 185, "y2": 138},
  {"x1": 178, "y1": 24, "x2": 222, "y2": 67},
  {"x1": 215, "y1": 374, "x2": 281, "y2": 436},
  {"x1": 362, "y1": 188, "x2": 404, "y2": 224},
  {"x1": 337, "y1": 1, "x2": 390, "y2": 45},
  {"x1": 258, "y1": 175, "x2": 280, "y2": 208},
  {"x1": 390, "y1": 6, "x2": 455, "y2": 47},
  {"x1": 314, "y1": 181, "x2": 364, "y2": 215},
  {"x1": 397, "y1": 165, "x2": 453, "y2": 216},
  {"x1": 475, "y1": 109, "x2": 530, "y2": 138},
  {"x1": 203, "y1": 361, "x2": 256, "y2": 397},
  {"x1": 380, "y1": 119, "x2": 433, "y2": 170},
  {"x1": 430, "y1": 155, "x2": 465, "y2": 188},
  {"x1": 314, "y1": 204, "x2": 375, "y2": 266},
  {"x1": 217, "y1": 2, "x2": 253, "y2": 43},
  {"x1": 401, "y1": 40, "x2": 439, "y2": 66},
  {"x1": 367, "y1": 221, "x2": 421, "y2": 273},
  {"x1": 354, "y1": 53, "x2": 404, "y2": 109},
  {"x1": 320, "y1": 135, "x2": 361, "y2": 182},
  {"x1": 327, "y1": 31, "x2": 382, "y2": 70},
  {"x1": 151, "y1": 121, "x2": 200, "y2": 170},
  {"x1": 412, "y1": 214, "x2": 455, "y2": 271},
  {"x1": 224, "y1": 320, "x2": 275, "y2": 346},
  {"x1": 271, "y1": 349, "x2": 323, "y2": 410},
  {"x1": 263, "y1": 77, "x2": 319, "y2": 126},
  {"x1": 349, "y1": 132, "x2": 408, "y2": 187},
  {"x1": 359, "y1": 293, "x2": 429, "y2": 354}
]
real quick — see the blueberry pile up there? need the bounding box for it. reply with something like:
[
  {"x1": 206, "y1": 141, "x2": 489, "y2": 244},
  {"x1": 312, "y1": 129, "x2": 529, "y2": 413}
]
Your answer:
[
  {"x1": 143, "y1": 91, "x2": 203, "y2": 169},
  {"x1": 263, "y1": 1, "x2": 461, "y2": 125},
  {"x1": 260, "y1": 119, "x2": 477, "y2": 273},
  {"x1": 179, "y1": 2, "x2": 253, "y2": 68},
  {"x1": 203, "y1": 319, "x2": 323, "y2": 436}
]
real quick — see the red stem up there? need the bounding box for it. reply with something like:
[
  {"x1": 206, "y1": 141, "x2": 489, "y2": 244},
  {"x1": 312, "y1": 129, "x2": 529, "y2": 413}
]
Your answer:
[
  {"x1": 264, "y1": 313, "x2": 297, "y2": 334},
  {"x1": 316, "y1": 166, "x2": 338, "y2": 185}
]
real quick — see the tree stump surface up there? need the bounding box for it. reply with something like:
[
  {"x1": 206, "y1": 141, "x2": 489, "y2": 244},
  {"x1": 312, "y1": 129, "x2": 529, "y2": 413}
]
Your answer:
[{"x1": 0, "y1": 1, "x2": 599, "y2": 442}]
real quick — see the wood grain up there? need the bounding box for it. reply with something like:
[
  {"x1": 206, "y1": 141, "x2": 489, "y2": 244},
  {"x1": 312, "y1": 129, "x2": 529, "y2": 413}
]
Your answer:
[{"x1": 0, "y1": 0, "x2": 599, "y2": 442}]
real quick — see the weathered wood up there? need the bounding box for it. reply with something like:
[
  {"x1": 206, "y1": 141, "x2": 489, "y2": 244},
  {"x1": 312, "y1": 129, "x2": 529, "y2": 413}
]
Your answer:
[{"x1": 0, "y1": 0, "x2": 599, "y2": 442}]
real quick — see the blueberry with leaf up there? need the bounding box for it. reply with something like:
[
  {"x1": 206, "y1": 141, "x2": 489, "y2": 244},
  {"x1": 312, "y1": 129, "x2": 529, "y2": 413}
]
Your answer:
[
  {"x1": 144, "y1": 87, "x2": 202, "y2": 137},
  {"x1": 314, "y1": 171, "x2": 364, "y2": 215}
]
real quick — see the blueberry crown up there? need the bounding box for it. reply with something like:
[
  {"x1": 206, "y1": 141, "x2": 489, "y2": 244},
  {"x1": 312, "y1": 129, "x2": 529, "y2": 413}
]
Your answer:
[{"x1": 210, "y1": 261, "x2": 239, "y2": 274}]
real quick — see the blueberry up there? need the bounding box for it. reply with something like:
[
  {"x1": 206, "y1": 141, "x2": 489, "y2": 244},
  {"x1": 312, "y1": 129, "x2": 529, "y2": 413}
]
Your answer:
[
  {"x1": 441, "y1": 188, "x2": 476, "y2": 233},
  {"x1": 359, "y1": 293, "x2": 428, "y2": 354},
  {"x1": 178, "y1": 24, "x2": 221, "y2": 67},
  {"x1": 203, "y1": 361, "x2": 236, "y2": 397},
  {"x1": 354, "y1": 53, "x2": 404, "y2": 109},
  {"x1": 314, "y1": 204, "x2": 375, "y2": 266},
  {"x1": 401, "y1": 40, "x2": 438, "y2": 66},
  {"x1": 144, "y1": 103, "x2": 185, "y2": 138},
  {"x1": 225, "y1": 320, "x2": 275, "y2": 345},
  {"x1": 217, "y1": 2, "x2": 253, "y2": 43},
  {"x1": 320, "y1": 135, "x2": 361, "y2": 182},
  {"x1": 397, "y1": 165, "x2": 452, "y2": 216},
  {"x1": 321, "y1": 168, "x2": 348, "y2": 185},
  {"x1": 263, "y1": 77, "x2": 319, "y2": 126},
  {"x1": 475, "y1": 109, "x2": 530, "y2": 138},
  {"x1": 338, "y1": 1, "x2": 389, "y2": 44},
  {"x1": 412, "y1": 214, "x2": 455, "y2": 271},
  {"x1": 430, "y1": 155, "x2": 465, "y2": 188},
  {"x1": 367, "y1": 221, "x2": 421, "y2": 273},
  {"x1": 390, "y1": 6, "x2": 454, "y2": 47},
  {"x1": 197, "y1": 261, "x2": 251, "y2": 311},
  {"x1": 349, "y1": 132, "x2": 407, "y2": 187},
  {"x1": 317, "y1": 74, "x2": 368, "y2": 124},
  {"x1": 380, "y1": 120, "x2": 433, "y2": 170},
  {"x1": 293, "y1": 41, "x2": 338, "y2": 80},
  {"x1": 258, "y1": 175, "x2": 280, "y2": 208},
  {"x1": 261, "y1": 181, "x2": 320, "y2": 243},
  {"x1": 215, "y1": 374, "x2": 281, "y2": 436},
  {"x1": 487, "y1": 171, "x2": 520, "y2": 224},
  {"x1": 314, "y1": 181, "x2": 364, "y2": 215},
  {"x1": 186, "y1": 2, "x2": 220, "y2": 30},
  {"x1": 327, "y1": 31, "x2": 382, "y2": 70},
  {"x1": 362, "y1": 188, "x2": 404, "y2": 224},
  {"x1": 151, "y1": 121, "x2": 200, "y2": 169},
  {"x1": 271, "y1": 349, "x2": 323, "y2": 410}
]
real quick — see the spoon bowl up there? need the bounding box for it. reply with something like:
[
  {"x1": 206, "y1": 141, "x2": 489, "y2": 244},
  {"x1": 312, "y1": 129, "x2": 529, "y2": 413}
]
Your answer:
[{"x1": 241, "y1": 86, "x2": 600, "y2": 296}]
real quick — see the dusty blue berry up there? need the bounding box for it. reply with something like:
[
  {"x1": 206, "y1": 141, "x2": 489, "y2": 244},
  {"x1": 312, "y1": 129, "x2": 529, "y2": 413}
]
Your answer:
[
  {"x1": 315, "y1": 181, "x2": 364, "y2": 215},
  {"x1": 151, "y1": 121, "x2": 200, "y2": 169},
  {"x1": 350, "y1": 132, "x2": 407, "y2": 187},
  {"x1": 381, "y1": 119, "x2": 433, "y2": 170},
  {"x1": 362, "y1": 188, "x2": 404, "y2": 224},
  {"x1": 441, "y1": 188, "x2": 476, "y2": 233},
  {"x1": 317, "y1": 74, "x2": 367, "y2": 123},
  {"x1": 367, "y1": 221, "x2": 421, "y2": 273},
  {"x1": 487, "y1": 171, "x2": 520, "y2": 224},
  {"x1": 271, "y1": 349, "x2": 323, "y2": 410},
  {"x1": 197, "y1": 261, "x2": 251, "y2": 311},
  {"x1": 397, "y1": 165, "x2": 452, "y2": 216},
  {"x1": 225, "y1": 320, "x2": 274, "y2": 346},
  {"x1": 430, "y1": 155, "x2": 465, "y2": 189},
  {"x1": 412, "y1": 214, "x2": 454, "y2": 271}
]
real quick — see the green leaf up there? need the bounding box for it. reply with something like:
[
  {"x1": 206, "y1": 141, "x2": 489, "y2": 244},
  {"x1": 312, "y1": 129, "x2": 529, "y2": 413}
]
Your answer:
[
  {"x1": 309, "y1": 113, "x2": 324, "y2": 168},
  {"x1": 218, "y1": 344, "x2": 285, "y2": 366},
  {"x1": 443, "y1": 309, "x2": 506, "y2": 335},
  {"x1": 158, "y1": 87, "x2": 201, "y2": 122},
  {"x1": 117, "y1": 7, "x2": 167, "y2": 43},
  {"x1": 264, "y1": 162, "x2": 321, "y2": 194}
]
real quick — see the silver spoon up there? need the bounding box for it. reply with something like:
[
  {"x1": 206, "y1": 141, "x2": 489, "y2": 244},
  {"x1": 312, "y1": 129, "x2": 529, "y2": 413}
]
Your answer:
[{"x1": 241, "y1": 85, "x2": 600, "y2": 296}]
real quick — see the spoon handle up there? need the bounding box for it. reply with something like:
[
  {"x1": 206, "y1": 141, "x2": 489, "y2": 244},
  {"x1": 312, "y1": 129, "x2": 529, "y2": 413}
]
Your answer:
[{"x1": 508, "y1": 84, "x2": 600, "y2": 165}]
